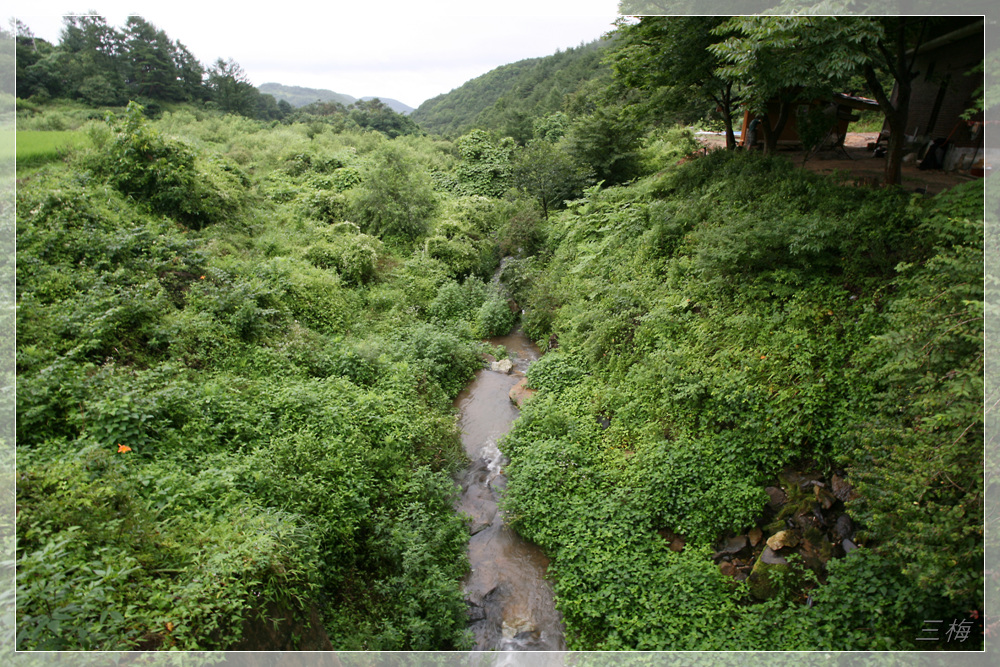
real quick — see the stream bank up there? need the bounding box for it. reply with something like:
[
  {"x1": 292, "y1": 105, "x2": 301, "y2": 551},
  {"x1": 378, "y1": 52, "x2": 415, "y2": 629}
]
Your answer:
[{"x1": 453, "y1": 329, "x2": 565, "y2": 651}]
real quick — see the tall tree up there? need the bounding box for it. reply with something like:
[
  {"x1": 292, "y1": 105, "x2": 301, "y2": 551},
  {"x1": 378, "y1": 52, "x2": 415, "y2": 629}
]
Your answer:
[
  {"x1": 711, "y1": 15, "x2": 937, "y2": 185},
  {"x1": 610, "y1": 16, "x2": 740, "y2": 149},
  {"x1": 123, "y1": 17, "x2": 180, "y2": 101},
  {"x1": 60, "y1": 15, "x2": 126, "y2": 104},
  {"x1": 207, "y1": 57, "x2": 257, "y2": 117}
]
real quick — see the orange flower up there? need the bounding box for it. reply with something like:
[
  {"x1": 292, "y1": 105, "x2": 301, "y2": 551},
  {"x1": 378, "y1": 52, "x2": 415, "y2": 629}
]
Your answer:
[
  {"x1": 200, "y1": 275, "x2": 205, "y2": 280},
  {"x1": 117, "y1": 444, "x2": 132, "y2": 453}
]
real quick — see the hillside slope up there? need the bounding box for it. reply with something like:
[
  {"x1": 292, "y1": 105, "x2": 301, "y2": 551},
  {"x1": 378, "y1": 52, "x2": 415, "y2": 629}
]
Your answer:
[{"x1": 410, "y1": 40, "x2": 612, "y2": 139}]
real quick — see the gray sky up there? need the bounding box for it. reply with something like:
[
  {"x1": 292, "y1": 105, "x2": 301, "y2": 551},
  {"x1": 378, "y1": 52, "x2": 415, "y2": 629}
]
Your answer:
[{"x1": 13, "y1": 1, "x2": 622, "y2": 108}]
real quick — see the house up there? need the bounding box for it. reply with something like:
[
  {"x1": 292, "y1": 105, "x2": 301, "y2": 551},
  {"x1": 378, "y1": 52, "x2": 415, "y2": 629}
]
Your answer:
[
  {"x1": 738, "y1": 93, "x2": 880, "y2": 150},
  {"x1": 879, "y1": 17, "x2": 984, "y2": 172}
]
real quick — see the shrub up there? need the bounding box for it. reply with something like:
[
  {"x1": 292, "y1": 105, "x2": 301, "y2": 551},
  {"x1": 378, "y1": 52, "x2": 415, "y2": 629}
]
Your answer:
[
  {"x1": 97, "y1": 102, "x2": 243, "y2": 229},
  {"x1": 473, "y1": 293, "x2": 515, "y2": 338},
  {"x1": 349, "y1": 143, "x2": 436, "y2": 241}
]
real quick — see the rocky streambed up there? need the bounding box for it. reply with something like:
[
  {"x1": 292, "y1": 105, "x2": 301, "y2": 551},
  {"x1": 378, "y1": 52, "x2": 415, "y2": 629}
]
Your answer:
[{"x1": 453, "y1": 329, "x2": 565, "y2": 651}]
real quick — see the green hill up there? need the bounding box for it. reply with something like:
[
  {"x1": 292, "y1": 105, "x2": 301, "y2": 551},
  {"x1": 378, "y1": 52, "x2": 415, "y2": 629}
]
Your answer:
[
  {"x1": 259, "y1": 83, "x2": 414, "y2": 115},
  {"x1": 258, "y1": 82, "x2": 356, "y2": 107},
  {"x1": 410, "y1": 40, "x2": 613, "y2": 140}
]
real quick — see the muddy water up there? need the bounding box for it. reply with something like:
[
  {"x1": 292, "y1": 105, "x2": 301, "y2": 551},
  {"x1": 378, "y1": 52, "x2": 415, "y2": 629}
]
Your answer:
[{"x1": 454, "y1": 329, "x2": 566, "y2": 651}]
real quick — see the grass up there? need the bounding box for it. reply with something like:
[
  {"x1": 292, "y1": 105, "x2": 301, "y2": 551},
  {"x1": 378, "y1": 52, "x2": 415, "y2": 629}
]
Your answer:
[{"x1": 16, "y1": 130, "x2": 90, "y2": 168}]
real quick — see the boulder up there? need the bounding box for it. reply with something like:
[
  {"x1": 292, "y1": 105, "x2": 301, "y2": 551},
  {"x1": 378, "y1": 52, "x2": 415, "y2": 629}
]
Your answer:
[
  {"x1": 759, "y1": 546, "x2": 788, "y2": 565},
  {"x1": 714, "y1": 535, "x2": 748, "y2": 559},
  {"x1": 766, "y1": 530, "x2": 800, "y2": 551},
  {"x1": 748, "y1": 550, "x2": 790, "y2": 600},
  {"x1": 831, "y1": 474, "x2": 858, "y2": 502},
  {"x1": 491, "y1": 358, "x2": 514, "y2": 374},
  {"x1": 833, "y1": 514, "x2": 854, "y2": 542},
  {"x1": 765, "y1": 486, "x2": 788, "y2": 509},
  {"x1": 508, "y1": 377, "x2": 536, "y2": 408}
]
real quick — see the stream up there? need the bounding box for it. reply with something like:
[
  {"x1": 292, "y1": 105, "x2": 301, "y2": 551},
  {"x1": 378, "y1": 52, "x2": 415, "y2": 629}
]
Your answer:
[{"x1": 453, "y1": 328, "x2": 566, "y2": 651}]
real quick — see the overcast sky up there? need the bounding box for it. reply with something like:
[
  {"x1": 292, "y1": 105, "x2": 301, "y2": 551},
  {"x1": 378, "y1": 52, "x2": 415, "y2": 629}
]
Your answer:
[{"x1": 13, "y1": 1, "x2": 623, "y2": 108}]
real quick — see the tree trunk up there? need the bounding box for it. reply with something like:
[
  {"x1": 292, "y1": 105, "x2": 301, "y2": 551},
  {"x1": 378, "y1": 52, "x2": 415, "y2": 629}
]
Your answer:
[
  {"x1": 864, "y1": 62, "x2": 911, "y2": 187},
  {"x1": 762, "y1": 100, "x2": 793, "y2": 156},
  {"x1": 722, "y1": 83, "x2": 737, "y2": 151}
]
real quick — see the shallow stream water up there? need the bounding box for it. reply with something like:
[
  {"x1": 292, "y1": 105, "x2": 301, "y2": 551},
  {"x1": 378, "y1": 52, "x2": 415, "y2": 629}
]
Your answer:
[{"x1": 453, "y1": 329, "x2": 566, "y2": 651}]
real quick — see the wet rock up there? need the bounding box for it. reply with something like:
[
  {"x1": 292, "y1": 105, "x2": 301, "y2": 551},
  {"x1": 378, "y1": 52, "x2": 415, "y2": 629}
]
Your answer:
[
  {"x1": 760, "y1": 546, "x2": 788, "y2": 565},
  {"x1": 833, "y1": 514, "x2": 854, "y2": 541},
  {"x1": 470, "y1": 519, "x2": 491, "y2": 536},
  {"x1": 482, "y1": 353, "x2": 497, "y2": 364},
  {"x1": 765, "y1": 486, "x2": 788, "y2": 509},
  {"x1": 814, "y1": 485, "x2": 837, "y2": 510},
  {"x1": 748, "y1": 526, "x2": 763, "y2": 547},
  {"x1": 491, "y1": 359, "x2": 514, "y2": 374},
  {"x1": 468, "y1": 604, "x2": 487, "y2": 622},
  {"x1": 719, "y1": 561, "x2": 738, "y2": 577},
  {"x1": 508, "y1": 377, "x2": 536, "y2": 408},
  {"x1": 714, "y1": 535, "x2": 748, "y2": 559},
  {"x1": 831, "y1": 474, "x2": 858, "y2": 502},
  {"x1": 842, "y1": 537, "x2": 858, "y2": 554},
  {"x1": 766, "y1": 530, "x2": 800, "y2": 551}
]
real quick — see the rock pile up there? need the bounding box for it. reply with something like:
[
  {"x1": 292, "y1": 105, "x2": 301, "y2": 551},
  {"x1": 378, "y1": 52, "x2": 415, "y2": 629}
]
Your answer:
[{"x1": 663, "y1": 468, "x2": 862, "y2": 600}]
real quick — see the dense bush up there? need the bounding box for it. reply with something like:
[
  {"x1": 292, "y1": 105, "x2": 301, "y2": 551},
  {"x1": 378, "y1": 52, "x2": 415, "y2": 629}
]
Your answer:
[
  {"x1": 95, "y1": 102, "x2": 248, "y2": 229},
  {"x1": 503, "y1": 150, "x2": 984, "y2": 650},
  {"x1": 349, "y1": 143, "x2": 437, "y2": 242}
]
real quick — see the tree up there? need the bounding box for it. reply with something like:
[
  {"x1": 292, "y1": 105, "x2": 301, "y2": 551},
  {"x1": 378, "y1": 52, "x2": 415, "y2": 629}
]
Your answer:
[
  {"x1": 59, "y1": 15, "x2": 127, "y2": 105},
  {"x1": 611, "y1": 16, "x2": 741, "y2": 150},
  {"x1": 710, "y1": 16, "x2": 867, "y2": 155},
  {"x1": 207, "y1": 58, "x2": 257, "y2": 117},
  {"x1": 350, "y1": 144, "x2": 437, "y2": 241},
  {"x1": 171, "y1": 40, "x2": 206, "y2": 102},
  {"x1": 512, "y1": 139, "x2": 591, "y2": 219},
  {"x1": 565, "y1": 103, "x2": 643, "y2": 186},
  {"x1": 710, "y1": 16, "x2": 941, "y2": 186},
  {"x1": 123, "y1": 16, "x2": 181, "y2": 101}
]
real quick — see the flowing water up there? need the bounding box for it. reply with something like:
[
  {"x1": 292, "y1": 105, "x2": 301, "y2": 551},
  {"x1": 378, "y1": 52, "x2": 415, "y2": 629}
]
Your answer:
[{"x1": 453, "y1": 329, "x2": 566, "y2": 651}]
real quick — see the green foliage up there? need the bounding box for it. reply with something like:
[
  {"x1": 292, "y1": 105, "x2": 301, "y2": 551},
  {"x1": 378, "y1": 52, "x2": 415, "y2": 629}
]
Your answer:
[
  {"x1": 473, "y1": 293, "x2": 515, "y2": 339},
  {"x1": 96, "y1": 102, "x2": 247, "y2": 229},
  {"x1": 502, "y1": 148, "x2": 983, "y2": 650},
  {"x1": 304, "y1": 226, "x2": 382, "y2": 286},
  {"x1": 846, "y1": 181, "x2": 984, "y2": 607},
  {"x1": 453, "y1": 130, "x2": 514, "y2": 198},
  {"x1": 411, "y1": 41, "x2": 611, "y2": 138},
  {"x1": 512, "y1": 138, "x2": 592, "y2": 218},
  {"x1": 565, "y1": 104, "x2": 644, "y2": 186},
  {"x1": 349, "y1": 143, "x2": 436, "y2": 241}
]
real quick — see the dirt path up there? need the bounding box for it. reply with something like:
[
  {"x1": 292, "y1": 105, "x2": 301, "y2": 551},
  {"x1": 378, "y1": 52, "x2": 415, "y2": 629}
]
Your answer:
[{"x1": 696, "y1": 132, "x2": 980, "y2": 196}]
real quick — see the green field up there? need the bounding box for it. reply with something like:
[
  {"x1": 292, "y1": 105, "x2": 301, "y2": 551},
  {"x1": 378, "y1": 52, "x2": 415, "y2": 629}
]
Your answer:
[{"x1": 16, "y1": 130, "x2": 90, "y2": 168}]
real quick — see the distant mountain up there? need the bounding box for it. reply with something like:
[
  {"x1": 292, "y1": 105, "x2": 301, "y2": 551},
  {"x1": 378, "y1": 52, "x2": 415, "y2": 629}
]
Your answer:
[
  {"x1": 259, "y1": 83, "x2": 355, "y2": 108},
  {"x1": 410, "y1": 39, "x2": 612, "y2": 140},
  {"x1": 360, "y1": 96, "x2": 415, "y2": 116},
  {"x1": 258, "y1": 83, "x2": 414, "y2": 115}
]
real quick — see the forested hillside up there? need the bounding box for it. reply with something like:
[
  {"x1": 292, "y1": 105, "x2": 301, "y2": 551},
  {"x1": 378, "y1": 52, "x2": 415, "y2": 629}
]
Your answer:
[
  {"x1": 13, "y1": 13, "x2": 985, "y2": 652},
  {"x1": 410, "y1": 40, "x2": 612, "y2": 141}
]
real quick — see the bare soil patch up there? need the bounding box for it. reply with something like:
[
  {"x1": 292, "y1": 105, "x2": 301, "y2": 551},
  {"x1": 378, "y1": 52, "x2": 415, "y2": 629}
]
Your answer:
[{"x1": 696, "y1": 132, "x2": 980, "y2": 196}]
